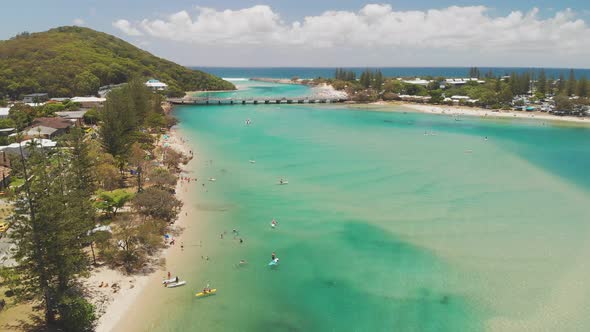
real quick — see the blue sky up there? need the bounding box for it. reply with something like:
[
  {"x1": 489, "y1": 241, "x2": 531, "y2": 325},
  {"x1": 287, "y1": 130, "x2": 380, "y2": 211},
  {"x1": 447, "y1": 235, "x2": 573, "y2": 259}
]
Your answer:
[{"x1": 3, "y1": 1, "x2": 590, "y2": 67}]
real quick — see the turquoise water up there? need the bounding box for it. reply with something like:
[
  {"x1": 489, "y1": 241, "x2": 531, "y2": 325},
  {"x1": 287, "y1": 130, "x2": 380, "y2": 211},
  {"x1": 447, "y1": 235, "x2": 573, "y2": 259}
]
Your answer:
[
  {"x1": 194, "y1": 79, "x2": 311, "y2": 99},
  {"x1": 127, "y1": 82, "x2": 590, "y2": 331}
]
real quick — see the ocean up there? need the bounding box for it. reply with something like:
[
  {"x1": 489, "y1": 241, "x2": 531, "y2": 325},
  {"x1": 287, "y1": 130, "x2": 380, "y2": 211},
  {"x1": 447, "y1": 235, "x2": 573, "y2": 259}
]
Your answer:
[
  {"x1": 193, "y1": 67, "x2": 590, "y2": 80},
  {"x1": 120, "y1": 79, "x2": 590, "y2": 332}
]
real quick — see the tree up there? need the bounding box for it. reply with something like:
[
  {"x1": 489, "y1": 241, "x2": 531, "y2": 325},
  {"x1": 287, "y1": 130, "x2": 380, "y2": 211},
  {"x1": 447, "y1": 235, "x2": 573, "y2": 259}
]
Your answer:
[
  {"x1": 74, "y1": 71, "x2": 100, "y2": 96},
  {"x1": 9, "y1": 138, "x2": 96, "y2": 328},
  {"x1": 576, "y1": 76, "x2": 588, "y2": 97},
  {"x1": 83, "y1": 108, "x2": 101, "y2": 125},
  {"x1": 373, "y1": 70, "x2": 383, "y2": 91},
  {"x1": 566, "y1": 69, "x2": 576, "y2": 96},
  {"x1": 537, "y1": 69, "x2": 547, "y2": 95},
  {"x1": 95, "y1": 189, "x2": 134, "y2": 218},
  {"x1": 148, "y1": 168, "x2": 178, "y2": 189},
  {"x1": 132, "y1": 187, "x2": 182, "y2": 222},
  {"x1": 162, "y1": 148, "x2": 185, "y2": 171},
  {"x1": 97, "y1": 217, "x2": 165, "y2": 273},
  {"x1": 557, "y1": 73, "x2": 566, "y2": 94},
  {"x1": 99, "y1": 87, "x2": 137, "y2": 160},
  {"x1": 554, "y1": 95, "x2": 574, "y2": 113}
]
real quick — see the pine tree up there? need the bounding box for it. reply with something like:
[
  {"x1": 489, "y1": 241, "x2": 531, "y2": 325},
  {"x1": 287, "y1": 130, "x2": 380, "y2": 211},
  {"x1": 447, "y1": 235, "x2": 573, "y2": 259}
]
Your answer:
[
  {"x1": 557, "y1": 73, "x2": 566, "y2": 94},
  {"x1": 374, "y1": 70, "x2": 383, "y2": 91},
  {"x1": 537, "y1": 69, "x2": 547, "y2": 95},
  {"x1": 577, "y1": 76, "x2": 589, "y2": 97},
  {"x1": 10, "y1": 136, "x2": 96, "y2": 328},
  {"x1": 566, "y1": 69, "x2": 576, "y2": 96},
  {"x1": 100, "y1": 87, "x2": 137, "y2": 160}
]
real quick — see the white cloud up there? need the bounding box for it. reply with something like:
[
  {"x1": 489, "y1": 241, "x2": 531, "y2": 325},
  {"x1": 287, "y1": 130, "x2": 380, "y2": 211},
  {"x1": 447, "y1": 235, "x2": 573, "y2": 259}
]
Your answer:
[
  {"x1": 73, "y1": 18, "x2": 85, "y2": 26},
  {"x1": 113, "y1": 19, "x2": 143, "y2": 36},
  {"x1": 113, "y1": 4, "x2": 590, "y2": 53}
]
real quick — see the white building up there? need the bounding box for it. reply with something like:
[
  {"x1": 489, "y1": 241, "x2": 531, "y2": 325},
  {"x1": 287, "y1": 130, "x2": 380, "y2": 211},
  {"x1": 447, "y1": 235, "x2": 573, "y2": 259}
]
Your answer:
[
  {"x1": 70, "y1": 96, "x2": 106, "y2": 108},
  {"x1": 0, "y1": 108, "x2": 9, "y2": 119},
  {"x1": 444, "y1": 78, "x2": 486, "y2": 86},
  {"x1": 402, "y1": 78, "x2": 432, "y2": 86},
  {"x1": 145, "y1": 79, "x2": 168, "y2": 91}
]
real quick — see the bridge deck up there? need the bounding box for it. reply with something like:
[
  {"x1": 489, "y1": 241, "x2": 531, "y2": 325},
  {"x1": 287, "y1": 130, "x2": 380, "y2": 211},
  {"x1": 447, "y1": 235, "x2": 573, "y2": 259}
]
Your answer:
[{"x1": 168, "y1": 97, "x2": 348, "y2": 105}]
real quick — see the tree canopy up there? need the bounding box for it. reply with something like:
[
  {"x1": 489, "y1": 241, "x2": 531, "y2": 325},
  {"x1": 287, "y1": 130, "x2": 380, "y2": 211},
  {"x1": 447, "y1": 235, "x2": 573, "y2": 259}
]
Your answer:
[{"x1": 0, "y1": 26, "x2": 235, "y2": 99}]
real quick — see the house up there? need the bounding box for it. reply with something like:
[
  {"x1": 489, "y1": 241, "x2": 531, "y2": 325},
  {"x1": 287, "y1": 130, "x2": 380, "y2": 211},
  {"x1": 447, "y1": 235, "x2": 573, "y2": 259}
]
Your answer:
[
  {"x1": 0, "y1": 138, "x2": 57, "y2": 157},
  {"x1": 402, "y1": 78, "x2": 432, "y2": 86},
  {"x1": 23, "y1": 126, "x2": 58, "y2": 139},
  {"x1": 22, "y1": 117, "x2": 74, "y2": 139},
  {"x1": 145, "y1": 79, "x2": 168, "y2": 91},
  {"x1": 444, "y1": 78, "x2": 485, "y2": 87},
  {"x1": 55, "y1": 110, "x2": 88, "y2": 126},
  {"x1": 398, "y1": 95, "x2": 432, "y2": 103},
  {"x1": 0, "y1": 108, "x2": 9, "y2": 119},
  {"x1": 23, "y1": 93, "x2": 49, "y2": 103},
  {"x1": 70, "y1": 97, "x2": 106, "y2": 109}
]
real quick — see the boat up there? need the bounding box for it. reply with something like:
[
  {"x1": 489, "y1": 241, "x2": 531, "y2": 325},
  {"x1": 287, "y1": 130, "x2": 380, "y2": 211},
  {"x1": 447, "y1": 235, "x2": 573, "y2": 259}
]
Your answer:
[
  {"x1": 162, "y1": 277, "x2": 176, "y2": 285},
  {"x1": 249, "y1": 160, "x2": 256, "y2": 164},
  {"x1": 208, "y1": 178, "x2": 216, "y2": 182},
  {"x1": 166, "y1": 280, "x2": 186, "y2": 288},
  {"x1": 195, "y1": 289, "x2": 217, "y2": 297}
]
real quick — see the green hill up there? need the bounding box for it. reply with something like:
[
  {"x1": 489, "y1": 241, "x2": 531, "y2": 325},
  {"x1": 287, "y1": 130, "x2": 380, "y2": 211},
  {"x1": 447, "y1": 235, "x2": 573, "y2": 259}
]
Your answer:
[{"x1": 0, "y1": 26, "x2": 235, "y2": 98}]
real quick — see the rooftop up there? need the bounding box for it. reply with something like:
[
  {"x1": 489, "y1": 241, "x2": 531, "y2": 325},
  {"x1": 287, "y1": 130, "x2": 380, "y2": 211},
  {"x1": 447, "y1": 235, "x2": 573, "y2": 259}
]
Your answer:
[
  {"x1": 71, "y1": 96, "x2": 106, "y2": 103},
  {"x1": 24, "y1": 126, "x2": 58, "y2": 137},
  {"x1": 31, "y1": 117, "x2": 74, "y2": 129},
  {"x1": 55, "y1": 110, "x2": 88, "y2": 119}
]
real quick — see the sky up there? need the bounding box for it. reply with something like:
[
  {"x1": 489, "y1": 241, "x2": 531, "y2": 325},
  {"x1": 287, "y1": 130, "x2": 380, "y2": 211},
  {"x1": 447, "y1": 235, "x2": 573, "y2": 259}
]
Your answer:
[{"x1": 3, "y1": 0, "x2": 590, "y2": 67}]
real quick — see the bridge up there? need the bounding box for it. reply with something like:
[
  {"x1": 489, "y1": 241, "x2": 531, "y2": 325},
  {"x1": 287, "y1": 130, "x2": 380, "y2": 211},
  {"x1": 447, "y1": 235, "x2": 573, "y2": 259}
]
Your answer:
[{"x1": 167, "y1": 96, "x2": 349, "y2": 106}]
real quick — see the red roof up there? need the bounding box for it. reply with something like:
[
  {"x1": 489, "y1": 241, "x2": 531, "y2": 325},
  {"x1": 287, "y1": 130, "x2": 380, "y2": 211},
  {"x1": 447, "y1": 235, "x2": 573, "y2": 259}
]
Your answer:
[{"x1": 31, "y1": 117, "x2": 73, "y2": 129}]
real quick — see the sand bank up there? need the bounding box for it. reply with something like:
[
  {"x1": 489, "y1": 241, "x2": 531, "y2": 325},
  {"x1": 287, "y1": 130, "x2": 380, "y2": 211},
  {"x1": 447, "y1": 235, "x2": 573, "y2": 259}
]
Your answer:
[{"x1": 395, "y1": 103, "x2": 590, "y2": 125}]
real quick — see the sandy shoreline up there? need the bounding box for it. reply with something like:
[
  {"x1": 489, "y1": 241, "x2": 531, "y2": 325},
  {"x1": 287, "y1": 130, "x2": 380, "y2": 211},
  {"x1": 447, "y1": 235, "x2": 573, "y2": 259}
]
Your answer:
[
  {"x1": 91, "y1": 126, "x2": 195, "y2": 332},
  {"x1": 359, "y1": 101, "x2": 590, "y2": 126}
]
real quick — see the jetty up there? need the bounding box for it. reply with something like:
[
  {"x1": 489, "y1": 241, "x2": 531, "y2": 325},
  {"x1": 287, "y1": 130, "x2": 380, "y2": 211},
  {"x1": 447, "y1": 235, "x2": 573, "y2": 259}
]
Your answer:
[{"x1": 167, "y1": 96, "x2": 348, "y2": 106}]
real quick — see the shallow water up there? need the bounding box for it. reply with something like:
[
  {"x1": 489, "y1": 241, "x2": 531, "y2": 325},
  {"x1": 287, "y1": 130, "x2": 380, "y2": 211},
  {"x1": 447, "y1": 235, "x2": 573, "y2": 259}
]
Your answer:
[{"x1": 125, "y1": 82, "x2": 590, "y2": 332}]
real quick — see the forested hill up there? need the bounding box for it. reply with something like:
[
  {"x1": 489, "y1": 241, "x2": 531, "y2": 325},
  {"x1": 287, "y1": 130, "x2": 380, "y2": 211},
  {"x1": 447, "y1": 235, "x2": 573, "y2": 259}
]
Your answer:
[{"x1": 0, "y1": 26, "x2": 235, "y2": 98}]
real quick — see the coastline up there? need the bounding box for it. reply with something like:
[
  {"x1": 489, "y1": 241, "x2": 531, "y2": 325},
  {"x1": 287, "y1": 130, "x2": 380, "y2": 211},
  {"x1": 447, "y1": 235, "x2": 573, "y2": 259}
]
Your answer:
[
  {"x1": 91, "y1": 125, "x2": 196, "y2": 332},
  {"x1": 354, "y1": 101, "x2": 590, "y2": 126}
]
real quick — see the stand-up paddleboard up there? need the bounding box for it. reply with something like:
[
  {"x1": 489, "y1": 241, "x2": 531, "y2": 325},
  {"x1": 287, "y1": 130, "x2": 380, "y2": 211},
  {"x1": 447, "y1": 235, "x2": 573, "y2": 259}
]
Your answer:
[{"x1": 268, "y1": 258, "x2": 279, "y2": 266}]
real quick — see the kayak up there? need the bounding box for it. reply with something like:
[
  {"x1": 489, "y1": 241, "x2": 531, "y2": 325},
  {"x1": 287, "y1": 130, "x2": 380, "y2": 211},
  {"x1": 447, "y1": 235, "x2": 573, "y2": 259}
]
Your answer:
[
  {"x1": 277, "y1": 181, "x2": 289, "y2": 185},
  {"x1": 166, "y1": 281, "x2": 186, "y2": 288},
  {"x1": 195, "y1": 289, "x2": 217, "y2": 297}
]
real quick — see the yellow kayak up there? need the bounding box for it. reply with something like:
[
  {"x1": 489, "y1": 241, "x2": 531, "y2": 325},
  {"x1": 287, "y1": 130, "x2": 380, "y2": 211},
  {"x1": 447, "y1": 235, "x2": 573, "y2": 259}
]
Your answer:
[{"x1": 195, "y1": 289, "x2": 217, "y2": 297}]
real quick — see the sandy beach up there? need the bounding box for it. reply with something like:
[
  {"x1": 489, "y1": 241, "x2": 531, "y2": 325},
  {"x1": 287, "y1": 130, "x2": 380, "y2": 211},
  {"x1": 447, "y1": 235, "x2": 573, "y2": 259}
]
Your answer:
[
  {"x1": 394, "y1": 102, "x2": 590, "y2": 126},
  {"x1": 90, "y1": 126, "x2": 196, "y2": 332}
]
